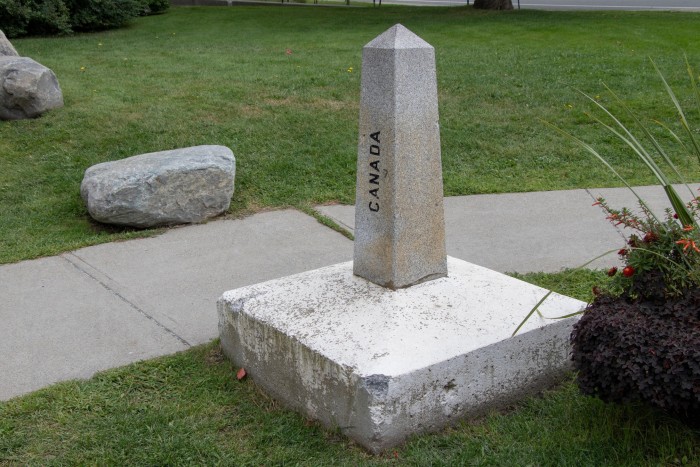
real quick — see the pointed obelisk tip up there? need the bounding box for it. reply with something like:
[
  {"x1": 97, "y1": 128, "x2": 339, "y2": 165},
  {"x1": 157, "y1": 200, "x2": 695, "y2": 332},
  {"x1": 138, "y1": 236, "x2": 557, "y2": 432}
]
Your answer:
[
  {"x1": 354, "y1": 21, "x2": 446, "y2": 289},
  {"x1": 364, "y1": 23, "x2": 433, "y2": 50}
]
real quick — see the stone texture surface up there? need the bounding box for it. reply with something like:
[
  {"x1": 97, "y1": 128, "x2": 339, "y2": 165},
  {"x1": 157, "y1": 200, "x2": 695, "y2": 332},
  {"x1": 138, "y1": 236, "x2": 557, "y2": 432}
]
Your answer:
[
  {"x1": 0, "y1": 56, "x2": 63, "y2": 120},
  {"x1": 219, "y1": 257, "x2": 586, "y2": 453},
  {"x1": 0, "y1": 30, "x2": 19, "y2": 56},
  {"x1": 81, "y1": 145, "x2": 235, "y2": 228},
  {"x1": 353, "y1": 24, "x2": 447, "y2": 289}
]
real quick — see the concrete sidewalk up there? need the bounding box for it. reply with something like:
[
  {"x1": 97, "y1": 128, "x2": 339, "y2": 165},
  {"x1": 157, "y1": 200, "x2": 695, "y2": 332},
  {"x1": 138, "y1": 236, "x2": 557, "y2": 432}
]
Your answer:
[{"x1": 2, "y1": 184, "x2": 697, "y2": 401}]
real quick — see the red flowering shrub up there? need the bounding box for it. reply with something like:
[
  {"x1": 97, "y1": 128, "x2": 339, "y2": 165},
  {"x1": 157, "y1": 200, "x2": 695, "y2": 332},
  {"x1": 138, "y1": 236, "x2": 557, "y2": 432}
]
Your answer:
[{"x1": 594, "y1": 197, "x2": 700, "y2": 299}]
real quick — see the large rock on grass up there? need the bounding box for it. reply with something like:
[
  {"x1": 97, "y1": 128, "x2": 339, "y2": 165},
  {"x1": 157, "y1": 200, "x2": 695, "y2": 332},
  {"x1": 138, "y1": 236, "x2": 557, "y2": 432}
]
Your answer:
[
  {"x1": 81, "y1": 145, "x2": 236, "y2": 228},
  {"x1": 0, "y1": 30, "x2": 19, "y2": 56},
  {"x1": 0, "y1": 56, "x2": 63, "y2": 120}
]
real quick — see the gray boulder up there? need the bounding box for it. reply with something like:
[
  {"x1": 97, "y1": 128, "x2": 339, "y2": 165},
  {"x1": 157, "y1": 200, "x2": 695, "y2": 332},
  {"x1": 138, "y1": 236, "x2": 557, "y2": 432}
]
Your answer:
[
  {"x1": 0, "y1": 56, "x2": 63, "y2": 120},
  {"x1": 0, "y1": 30, "x2": 19, "y2": 56},
  {"x1": 81, "y1": 146, "x2": 236, "y2": 228}
]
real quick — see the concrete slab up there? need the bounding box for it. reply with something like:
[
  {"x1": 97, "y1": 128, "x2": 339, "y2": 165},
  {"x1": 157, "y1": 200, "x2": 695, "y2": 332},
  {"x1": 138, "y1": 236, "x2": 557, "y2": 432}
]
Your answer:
[
  {"x1": 0, "y1": 256, "x2": 186, "y2": 401},
  {"x1": 219, "y1": 257, "x2": 586, "y2": 453},
  {"x1": 318, "y1": 190, "x2": 625, "y2": 273},
  {"x1": 71, "y1": 209, "x2": 353, "y2": 346}
]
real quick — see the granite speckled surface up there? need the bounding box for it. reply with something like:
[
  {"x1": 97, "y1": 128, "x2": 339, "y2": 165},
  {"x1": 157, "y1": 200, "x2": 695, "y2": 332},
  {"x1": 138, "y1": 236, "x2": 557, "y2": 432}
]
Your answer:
[{"x1": 353, "y1": 24, "x2": 447, "y2": 289}]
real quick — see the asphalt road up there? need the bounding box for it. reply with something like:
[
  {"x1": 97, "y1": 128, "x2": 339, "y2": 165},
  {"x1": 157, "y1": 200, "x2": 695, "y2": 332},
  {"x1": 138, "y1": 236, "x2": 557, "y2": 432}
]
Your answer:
[
  {"x1": 365, "y1": 0, "x2": 700, "y2": 10},
  {"x1": 518, "y1": 0, "x2": 700, "y2": 10}
]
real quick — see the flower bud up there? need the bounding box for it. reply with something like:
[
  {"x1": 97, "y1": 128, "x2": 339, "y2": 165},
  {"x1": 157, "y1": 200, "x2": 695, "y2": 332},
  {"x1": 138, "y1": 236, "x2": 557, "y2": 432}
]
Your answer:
[{"x1": 643, "y1": 232, "x2": 658, "y2": 243}]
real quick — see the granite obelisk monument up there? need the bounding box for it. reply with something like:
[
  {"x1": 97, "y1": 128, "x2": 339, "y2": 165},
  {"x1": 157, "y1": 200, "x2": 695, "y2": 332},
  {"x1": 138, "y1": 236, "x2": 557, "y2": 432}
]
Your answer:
[
  {"x1": 354, "y1": 24, "x2": 447, "y2": 289},
  {"x1": 218, "y1": 24, "x2": 586, "y2": 453}
]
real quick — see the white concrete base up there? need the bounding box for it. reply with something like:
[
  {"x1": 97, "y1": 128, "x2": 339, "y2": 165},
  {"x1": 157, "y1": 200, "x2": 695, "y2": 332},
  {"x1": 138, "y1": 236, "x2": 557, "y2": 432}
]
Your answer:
[{"x1": 218, "y1": 257, "x2": 586, "y2": 453}]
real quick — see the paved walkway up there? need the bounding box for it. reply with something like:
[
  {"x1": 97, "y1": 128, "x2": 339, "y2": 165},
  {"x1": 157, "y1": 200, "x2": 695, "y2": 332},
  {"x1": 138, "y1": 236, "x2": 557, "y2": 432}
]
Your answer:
[{"x1": 2, "y1": 184, "x2": 698, "y2": 401}]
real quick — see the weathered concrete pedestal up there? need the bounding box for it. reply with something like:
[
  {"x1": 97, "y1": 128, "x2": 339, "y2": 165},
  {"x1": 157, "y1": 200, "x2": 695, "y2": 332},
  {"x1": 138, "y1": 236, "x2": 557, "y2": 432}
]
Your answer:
[
  {"x1": 218, "y1": 257, "x2": 585, "y2": 453},
  {"x1": 218, "y1": 24, "x2": 586, "y2": 452}
]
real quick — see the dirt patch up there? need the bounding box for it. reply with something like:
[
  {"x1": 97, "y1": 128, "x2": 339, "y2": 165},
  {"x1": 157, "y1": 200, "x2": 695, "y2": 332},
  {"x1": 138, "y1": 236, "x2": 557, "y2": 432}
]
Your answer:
[{"x1": 205, "y1": 345, "x2": 227, "y2": 366}]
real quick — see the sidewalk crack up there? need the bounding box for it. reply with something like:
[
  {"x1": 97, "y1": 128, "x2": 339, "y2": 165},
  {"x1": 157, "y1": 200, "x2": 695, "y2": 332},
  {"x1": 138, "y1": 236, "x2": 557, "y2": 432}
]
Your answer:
[{"x1": 60, "y1": 253, "x2": 191, "y2": 348}]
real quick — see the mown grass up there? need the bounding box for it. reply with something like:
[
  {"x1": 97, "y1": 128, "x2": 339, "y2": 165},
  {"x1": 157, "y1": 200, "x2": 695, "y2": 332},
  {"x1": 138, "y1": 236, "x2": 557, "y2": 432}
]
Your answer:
[
  {"x1": 2, "y1": 6, "x2": 700, "y2": 263},
  {"x1": 3, "y1": 7, "x2": 698, "y2": 463},
  {"x1": 3, "y1": 350, "x2": 695, "y2": 465},
  {"x1": 2, "y1": 268, "x2": 698, "y2": 465}
]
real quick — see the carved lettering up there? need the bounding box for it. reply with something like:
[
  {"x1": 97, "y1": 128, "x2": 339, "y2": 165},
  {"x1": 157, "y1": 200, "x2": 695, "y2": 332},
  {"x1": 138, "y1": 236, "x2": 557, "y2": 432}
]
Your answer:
[{"x1": 367, "y1": 131, "x2": 381, "y2": 212}]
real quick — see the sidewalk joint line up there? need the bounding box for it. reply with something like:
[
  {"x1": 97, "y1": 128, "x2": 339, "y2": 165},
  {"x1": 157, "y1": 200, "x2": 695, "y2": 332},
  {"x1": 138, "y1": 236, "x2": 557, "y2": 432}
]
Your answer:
[{"x1": 61, "y1": 253, "x2": 192, "y2": 348}]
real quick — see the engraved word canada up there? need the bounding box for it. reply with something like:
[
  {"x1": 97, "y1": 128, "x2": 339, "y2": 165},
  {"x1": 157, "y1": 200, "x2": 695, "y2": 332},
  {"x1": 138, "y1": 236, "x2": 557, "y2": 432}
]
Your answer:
[{"x1": 367, "y1": 131, "x2": 381, "y2": 212}]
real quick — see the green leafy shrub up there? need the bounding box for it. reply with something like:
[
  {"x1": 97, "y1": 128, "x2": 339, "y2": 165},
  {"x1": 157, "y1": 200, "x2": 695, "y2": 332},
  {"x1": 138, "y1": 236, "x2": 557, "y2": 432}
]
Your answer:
[
  {"x1": 0, "y1": 0, "x2": 71, "y2": 37},
  {"x1": 65, "y1": 0, "x2": 143, "y2": 32},
  {"x1": 29, "y1": 0, "x2": 72, "y2": 35},
  {"x1": 571, "y1": 291, "x2": 700, "y2": 421},
  {"x1": 141, "y1": 0, "x2": 169, "y2": 15},
  {"x1": 0, "y1": 0, "x2": 166, "y2": 38},
  {"x1": 144, "y1": 0, "x2": 170, "y2": 15},
  {"x1": 0, "y1": 0, "x2": 32, "y2": 37}
]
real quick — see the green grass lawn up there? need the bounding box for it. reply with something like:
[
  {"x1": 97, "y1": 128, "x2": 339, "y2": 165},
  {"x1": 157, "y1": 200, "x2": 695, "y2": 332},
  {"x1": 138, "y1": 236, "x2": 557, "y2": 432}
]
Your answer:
[
  {"x1": 1, "y1": 269, "x2": 698, "y2": 465},
  {"x1": 3, "y1": 343, "x2": 698, "y2": 465},
  {"x1": 1, "y1": 8, "x2": 699, "y2": 461},
  {"x1": 2, "y1": 6, "x2": 700, "y2": 263}
]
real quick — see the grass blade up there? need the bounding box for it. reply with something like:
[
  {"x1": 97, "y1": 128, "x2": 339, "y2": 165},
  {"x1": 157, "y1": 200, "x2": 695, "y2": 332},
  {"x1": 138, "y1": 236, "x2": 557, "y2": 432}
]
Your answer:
[
  {"x1": 542, "y1": 119, "x2": 663, "y2": 226},
  {"x1": 664, "y1": 184, "x2": 695, "y2": 227},
  {"x1": 653, "y1": 119, "x2": 696, "y2": 198},
  {"x1": 599, "y1": 83, "x2": 697, "y2": 227},
  {"x1": 579, "y1": 88, "x2": 668, "y2": 185},
  {"x1": 512, "y1": 249, "x2": 618, "y2": 336},
  {"x1": 600, "y1": 84, "x2": 673, "y2": 186},
  {"x1": 687, "y1": 55, "x2": 700, "y2": 120},
  {"x1": 512, "y1": 290, "x2": 553, "y2": 337},
  {"x1": 651, "y1": 58, "x2": 700, "y2": 167},
  {"x1": 684, "y1": 55, "x2": 700, "y2": 165}
]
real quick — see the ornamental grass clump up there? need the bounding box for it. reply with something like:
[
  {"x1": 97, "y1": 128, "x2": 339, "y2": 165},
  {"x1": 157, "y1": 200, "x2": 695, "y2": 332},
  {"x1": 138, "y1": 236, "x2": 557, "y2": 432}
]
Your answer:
[
  {"x1": 570, "y1": 58, "x2": 700, "y2": 300},
  {"x1": 551, "y1": 59, "x2": 700, "y2": 422}
]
